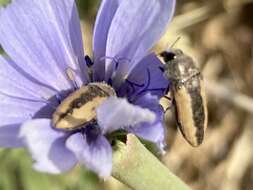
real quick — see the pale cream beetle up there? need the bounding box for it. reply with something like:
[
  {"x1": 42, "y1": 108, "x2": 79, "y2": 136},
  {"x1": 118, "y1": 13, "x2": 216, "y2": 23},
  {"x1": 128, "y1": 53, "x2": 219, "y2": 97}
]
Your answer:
[
  {"x1": 52, "y1": 82, "x2": 116, "y2": 131},
  {"x1": 52, "y1": 56, "x2": 116, "y2": 131},
  {"x1": 160, "y1": 49, "x2": 208, "y2": 147}
]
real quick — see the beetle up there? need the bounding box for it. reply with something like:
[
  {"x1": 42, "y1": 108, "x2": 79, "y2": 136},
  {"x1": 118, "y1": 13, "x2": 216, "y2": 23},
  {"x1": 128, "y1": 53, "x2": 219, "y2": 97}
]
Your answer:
[
  {"x1": 52, "y1": 82, "x2": 116, "y2": 131},
  {"x1": 160, "y1": 49, "x2": 208, "y2": 147}
]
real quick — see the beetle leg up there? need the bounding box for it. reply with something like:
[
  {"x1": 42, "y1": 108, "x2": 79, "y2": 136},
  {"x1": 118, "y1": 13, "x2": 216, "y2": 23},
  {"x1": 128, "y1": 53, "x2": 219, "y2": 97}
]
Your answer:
[{"x1": 160, "y1": 91, "x2": 173, "y2": 112}]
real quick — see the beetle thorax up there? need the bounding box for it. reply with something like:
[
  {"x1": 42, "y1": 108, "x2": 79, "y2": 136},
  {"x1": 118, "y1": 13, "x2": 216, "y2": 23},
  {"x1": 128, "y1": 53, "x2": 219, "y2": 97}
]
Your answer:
[{"x1": 165, "y1": 54, "x2": 200, "y2": 82}]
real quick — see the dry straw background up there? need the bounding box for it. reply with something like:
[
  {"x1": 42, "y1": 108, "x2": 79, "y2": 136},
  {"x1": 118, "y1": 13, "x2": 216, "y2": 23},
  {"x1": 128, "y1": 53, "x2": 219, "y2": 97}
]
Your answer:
[
  {"x1": 1, "y1": 0, "x2": 253, "y2": 190},
  {"x1": 79, "y1": 0, "x2": 253, "y2": 189}
]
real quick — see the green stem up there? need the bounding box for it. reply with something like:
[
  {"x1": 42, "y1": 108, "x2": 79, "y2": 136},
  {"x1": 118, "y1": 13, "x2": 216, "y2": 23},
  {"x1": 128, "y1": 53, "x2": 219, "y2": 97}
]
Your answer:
[{"x1": 112, "y1": 134, "x2": 191, "y2": 190}]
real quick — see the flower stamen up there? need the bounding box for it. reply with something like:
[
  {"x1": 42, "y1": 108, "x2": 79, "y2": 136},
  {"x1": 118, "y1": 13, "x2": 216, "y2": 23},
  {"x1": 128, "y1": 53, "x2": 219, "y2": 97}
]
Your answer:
[
  {"x1": 85, "y1": 55, "x2": 94, "y2": 82},
  {"x1": 127, "y1": 68, "x2": 167, "y2": 102},
  {"x1": 100, "y1": 56, "x2": 131, "y2": 86},
  {"x1": 125, "y1": 79, "x2": 145, "y2": 96},
  {"x1": 100, "y1": 56, "x2": 131, "y2": 70}
]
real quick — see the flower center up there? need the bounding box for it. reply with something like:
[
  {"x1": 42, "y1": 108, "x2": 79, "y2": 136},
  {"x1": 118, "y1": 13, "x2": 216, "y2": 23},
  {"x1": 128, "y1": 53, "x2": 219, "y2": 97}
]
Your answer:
[{"x1": 52, "y1": 82, "x2": 116, "y2": 131}]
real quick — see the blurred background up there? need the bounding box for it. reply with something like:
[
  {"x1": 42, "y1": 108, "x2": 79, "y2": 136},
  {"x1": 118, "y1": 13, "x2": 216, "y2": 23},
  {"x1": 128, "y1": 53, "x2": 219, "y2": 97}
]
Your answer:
[{"x1": 1, "y1": 0, "x2": 253, "y2": 190}]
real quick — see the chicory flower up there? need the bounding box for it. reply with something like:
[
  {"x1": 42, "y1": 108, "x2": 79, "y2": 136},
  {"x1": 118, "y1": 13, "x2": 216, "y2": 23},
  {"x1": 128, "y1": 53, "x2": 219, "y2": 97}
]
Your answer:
[{"x1": 0, "y1": 0, "x2": 175, "y2": 177}]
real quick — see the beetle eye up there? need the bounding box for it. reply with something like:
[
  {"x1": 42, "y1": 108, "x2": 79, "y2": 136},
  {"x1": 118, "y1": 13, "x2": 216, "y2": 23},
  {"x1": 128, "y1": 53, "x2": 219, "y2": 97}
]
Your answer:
[{"x1": 160, "y1": 51, "x2": 175, "y2": 62}]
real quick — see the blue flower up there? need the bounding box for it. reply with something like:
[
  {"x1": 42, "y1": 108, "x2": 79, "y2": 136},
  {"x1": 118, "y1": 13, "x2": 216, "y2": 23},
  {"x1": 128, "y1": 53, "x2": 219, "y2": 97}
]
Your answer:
[{"x1": 0, "y1": 0, "x2": 175, "y2": 177}]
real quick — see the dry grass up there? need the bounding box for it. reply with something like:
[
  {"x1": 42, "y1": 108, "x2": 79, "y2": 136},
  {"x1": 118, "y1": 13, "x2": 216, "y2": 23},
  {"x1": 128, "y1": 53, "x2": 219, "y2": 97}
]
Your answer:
[{"x1": 157, "y1": 1, "x2": 253, "y2": 189}]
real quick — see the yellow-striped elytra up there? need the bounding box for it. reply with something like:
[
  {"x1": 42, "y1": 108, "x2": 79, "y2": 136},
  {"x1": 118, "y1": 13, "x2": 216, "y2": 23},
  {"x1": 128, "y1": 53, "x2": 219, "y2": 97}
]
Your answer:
[
  {"x1": 52, "y1": 82, "x2": 116, "y2": 131},
  {"x1": 160, "y1": 49, "x2": 208, "y2": 147}
]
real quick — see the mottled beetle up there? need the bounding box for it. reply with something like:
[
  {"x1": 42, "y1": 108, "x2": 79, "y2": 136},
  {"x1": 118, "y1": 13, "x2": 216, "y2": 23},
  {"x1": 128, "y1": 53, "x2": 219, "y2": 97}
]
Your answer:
[
  {"x1": 160, "y1": 49, "x2": 208, "y2": 147},
  {"x1": 52, "y1": 56, "x2": 117, "y2": 131},
  {"x1": 52, "y1": 82, "x2": 116, "y2": 131}
]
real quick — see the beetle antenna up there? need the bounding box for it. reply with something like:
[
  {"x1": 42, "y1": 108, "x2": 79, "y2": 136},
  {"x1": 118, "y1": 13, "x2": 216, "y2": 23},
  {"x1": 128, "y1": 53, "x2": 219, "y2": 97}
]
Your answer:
[
  {"x1": 158, "y1": 37, "x2": 181, "y2": 60},
  {"x1": 169, "y1": 36, "x2": 181, "y2": 49},
  {"x1": 66, "y1": 67, "x2": 78, "y2": 90}
]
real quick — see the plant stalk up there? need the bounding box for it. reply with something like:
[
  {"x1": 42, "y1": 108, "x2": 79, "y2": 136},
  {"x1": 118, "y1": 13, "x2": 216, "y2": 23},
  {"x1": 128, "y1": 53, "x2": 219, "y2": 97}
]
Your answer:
[{"x1": 112, "y1": 134, "x2": 191, "y2": 190}]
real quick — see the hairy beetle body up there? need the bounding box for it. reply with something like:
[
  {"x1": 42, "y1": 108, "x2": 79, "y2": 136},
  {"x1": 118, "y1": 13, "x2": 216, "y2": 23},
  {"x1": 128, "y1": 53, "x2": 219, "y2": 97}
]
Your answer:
[
  {"x1": 52, "y1": 82, "x2": 116, "y2": 131},
  {"x1": 160, "y1": 49, "x2": 208, "y2": 147}
]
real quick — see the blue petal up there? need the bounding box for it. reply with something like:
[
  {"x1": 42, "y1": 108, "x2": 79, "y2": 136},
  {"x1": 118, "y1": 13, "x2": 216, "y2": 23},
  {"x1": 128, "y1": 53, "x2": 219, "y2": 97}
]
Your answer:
[
  {"x1": 66, "y1": 132, "x2": 112, "y2": 178},
  {"x1": 20, "y1": 119, "x2": 77, "y2": 174},
  {"x1": 119, "y1": 53, "x2": 169, "y2": 99},
  {"x1": 0, "y1": 92, "x2": 55, "y2": 148},
  {"x1": 96, "y1": 97, "x2": 156, "y2": 134},
  {"x1": 0, "y1": 0, "x2": 86, "y2": 91},
  {"x1": 0, "y1": 94, "x2": 48, "y2": 126},
  {"x1": 0, "y1": 55, "x2": 56, "y2": 101},
  {"x1": 129, "y1": 93, "x2": 166, "y2": 151},
  {"x1": 0, "y1": 56, "x2": 58, "y2": 139},
  {"x1": 0, "y1": 124, "x2": 24, "y2": 147},
  {"x1": 92, "y1": 0, "x2": 122, "y2": 81},
  {"x1": 134, "y1": 92, "x2": 162, "y2": 112},
  {"x1": 105, "y1": 0, "x2": 176, "y2": 83},
  {"x1": 131, "y1": 121, "x2": 166, "y2": 152}
]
